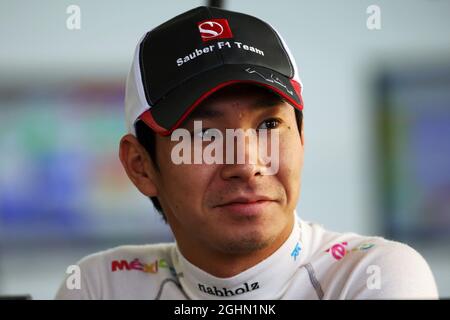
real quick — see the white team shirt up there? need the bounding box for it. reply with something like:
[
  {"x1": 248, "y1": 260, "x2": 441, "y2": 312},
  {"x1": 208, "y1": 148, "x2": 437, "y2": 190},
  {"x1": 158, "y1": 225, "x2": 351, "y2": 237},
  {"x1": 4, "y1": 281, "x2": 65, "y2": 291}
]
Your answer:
[{"x1": 55, "y1": 217, "x2": 439, "y2": 300}]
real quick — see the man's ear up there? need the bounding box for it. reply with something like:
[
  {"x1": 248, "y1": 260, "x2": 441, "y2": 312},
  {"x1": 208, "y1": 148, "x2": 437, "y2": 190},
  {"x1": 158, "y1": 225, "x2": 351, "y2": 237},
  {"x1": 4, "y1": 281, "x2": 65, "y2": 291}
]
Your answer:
[{"x1": 119, "y1": 134, "x2": 158, "y2": 197}]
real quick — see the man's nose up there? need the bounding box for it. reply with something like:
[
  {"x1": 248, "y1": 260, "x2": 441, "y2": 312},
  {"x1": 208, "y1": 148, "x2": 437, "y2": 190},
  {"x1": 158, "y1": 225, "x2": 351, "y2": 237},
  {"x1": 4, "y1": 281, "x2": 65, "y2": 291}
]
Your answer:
[
  {"x1": 220, "y1": 162, "x2": 263, "y2": 181},
  {"x1": 219, "y1": 134, "x2": 265, "y2": 181}
]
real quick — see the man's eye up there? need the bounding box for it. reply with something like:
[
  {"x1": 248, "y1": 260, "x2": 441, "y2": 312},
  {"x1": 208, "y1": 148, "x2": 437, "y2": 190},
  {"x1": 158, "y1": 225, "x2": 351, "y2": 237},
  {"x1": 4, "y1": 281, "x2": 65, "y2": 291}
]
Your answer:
[{"x1": 258, "y1": 118, "x2": 281, "y2": 130}]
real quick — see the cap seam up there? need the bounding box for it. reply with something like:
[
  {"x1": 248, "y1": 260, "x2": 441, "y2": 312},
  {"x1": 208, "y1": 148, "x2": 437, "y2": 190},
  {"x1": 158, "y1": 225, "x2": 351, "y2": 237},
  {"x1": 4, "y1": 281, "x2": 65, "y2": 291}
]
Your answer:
[
  {"x1": 204, "y1": 6, "x2": 226, "y2": 66},
  {"x1": 264, "y1": 22, "x2": 294, "y2": 78}
]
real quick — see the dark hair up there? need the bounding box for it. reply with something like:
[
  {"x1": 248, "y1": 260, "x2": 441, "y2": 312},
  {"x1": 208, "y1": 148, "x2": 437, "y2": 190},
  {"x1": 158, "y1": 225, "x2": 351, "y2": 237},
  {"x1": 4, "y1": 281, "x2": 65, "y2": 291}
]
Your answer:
[{"x1": 135, "y1": 107, "x2": 303, "y2": 223}]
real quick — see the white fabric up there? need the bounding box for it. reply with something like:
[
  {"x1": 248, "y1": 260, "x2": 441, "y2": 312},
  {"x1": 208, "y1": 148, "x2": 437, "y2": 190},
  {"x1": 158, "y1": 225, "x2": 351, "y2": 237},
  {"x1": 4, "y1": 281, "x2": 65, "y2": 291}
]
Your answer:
[{"x1": 55, "y1": 217, "x2": 439, "y2": 300}]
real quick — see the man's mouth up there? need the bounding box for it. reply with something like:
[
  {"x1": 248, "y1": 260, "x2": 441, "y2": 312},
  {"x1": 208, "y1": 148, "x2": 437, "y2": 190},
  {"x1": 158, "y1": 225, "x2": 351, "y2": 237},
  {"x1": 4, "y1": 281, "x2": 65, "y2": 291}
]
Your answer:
[{"x1": 214, "y1": 195, "x2": 276, "y2": 216}]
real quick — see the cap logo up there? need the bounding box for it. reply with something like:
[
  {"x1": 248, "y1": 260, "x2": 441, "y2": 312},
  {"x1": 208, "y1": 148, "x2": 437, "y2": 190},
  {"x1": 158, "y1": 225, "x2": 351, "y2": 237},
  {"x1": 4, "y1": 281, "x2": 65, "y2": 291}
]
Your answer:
[{"x1": 198, "y1": 19, "x2": 233, "y2": 42}]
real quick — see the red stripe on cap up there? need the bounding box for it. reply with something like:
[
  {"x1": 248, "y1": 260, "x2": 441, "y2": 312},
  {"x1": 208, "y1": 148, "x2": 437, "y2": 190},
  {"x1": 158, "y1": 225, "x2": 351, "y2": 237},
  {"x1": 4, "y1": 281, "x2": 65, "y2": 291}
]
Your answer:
[
  {"x1": 290, "y1": 79, "x2": 304, "y2": 106},
  {"x1": 140, "y1": 79, "x2": 304, "y2": 136},
  {"x1": 139, "y1": 110, "x2": 167, "y2": 134},
  {"x1": 290, "y1": 79, "x2": 301, "y2": 97}
]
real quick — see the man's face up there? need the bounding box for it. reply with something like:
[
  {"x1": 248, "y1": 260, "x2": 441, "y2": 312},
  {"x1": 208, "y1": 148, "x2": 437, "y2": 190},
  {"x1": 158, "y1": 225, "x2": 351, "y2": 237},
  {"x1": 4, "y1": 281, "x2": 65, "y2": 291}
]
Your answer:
[{"x1": 152, "y1": 85, "x2": 304, "y2": 255}]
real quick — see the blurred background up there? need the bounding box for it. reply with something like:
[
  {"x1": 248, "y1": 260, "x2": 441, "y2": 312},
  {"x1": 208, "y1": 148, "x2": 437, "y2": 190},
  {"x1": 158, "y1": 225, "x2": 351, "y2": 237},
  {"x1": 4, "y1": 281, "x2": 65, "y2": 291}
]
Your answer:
[{"x1": 0, "y1": 0, "x2": 449, "y2": 299}]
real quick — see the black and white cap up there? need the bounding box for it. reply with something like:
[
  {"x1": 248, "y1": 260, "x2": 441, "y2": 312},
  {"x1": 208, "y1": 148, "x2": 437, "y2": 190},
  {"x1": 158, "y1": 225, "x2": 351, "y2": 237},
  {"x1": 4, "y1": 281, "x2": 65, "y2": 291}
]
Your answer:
[{"x1": 125, "y1": 6, "x2": 304, "y2": 136}]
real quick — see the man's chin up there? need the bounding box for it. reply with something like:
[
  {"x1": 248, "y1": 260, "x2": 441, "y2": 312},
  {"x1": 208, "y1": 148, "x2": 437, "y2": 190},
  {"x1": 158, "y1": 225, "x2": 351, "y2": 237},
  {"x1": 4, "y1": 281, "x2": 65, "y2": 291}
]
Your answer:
[
  {"x1": 205, "y1": 205, "x2": 291, "y2": 253},
  {"x1": 216, "y1": 232, "x2": 275, "y2": 255},
  {"x1": 212, "y1": 222, "x2": 282, "y2": 254}
]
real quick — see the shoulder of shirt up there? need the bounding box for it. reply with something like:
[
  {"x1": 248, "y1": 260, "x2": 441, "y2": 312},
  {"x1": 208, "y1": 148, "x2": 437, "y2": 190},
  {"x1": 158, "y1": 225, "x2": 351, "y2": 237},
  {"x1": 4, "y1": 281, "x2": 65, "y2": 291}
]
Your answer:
[
  {"x1": 298, "y1": 220, "x2": 438, "y2": 299},
  {"x1": 78, "y1": 242, "x2": 177, "y2": 266},
  {"x1": 54, "y1": 242, "x2": 177, "y2": 300},
  {"x1": 300, "y1": 219, "x2": 398, "y2": 254}
]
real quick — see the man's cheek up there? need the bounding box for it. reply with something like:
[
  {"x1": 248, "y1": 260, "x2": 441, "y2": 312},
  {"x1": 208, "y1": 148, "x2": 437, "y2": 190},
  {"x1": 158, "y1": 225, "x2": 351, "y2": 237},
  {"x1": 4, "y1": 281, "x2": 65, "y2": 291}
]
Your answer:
[
  {"x1": 278, "y1": 142, "x2": 302, "y2": 185},
  {"x1": 168, "y1": 164, "x2": 212, "y2": 194},
  {"x1": 172, "y1": 163, "x2": 214, "y2": 180}
]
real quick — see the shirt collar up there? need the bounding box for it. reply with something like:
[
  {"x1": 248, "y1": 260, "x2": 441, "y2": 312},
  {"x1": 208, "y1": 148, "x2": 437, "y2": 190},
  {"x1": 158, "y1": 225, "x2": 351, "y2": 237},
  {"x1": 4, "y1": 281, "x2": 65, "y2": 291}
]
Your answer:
[{"x1": 173, "y1": 213, "x2": 305, "y2": 299}]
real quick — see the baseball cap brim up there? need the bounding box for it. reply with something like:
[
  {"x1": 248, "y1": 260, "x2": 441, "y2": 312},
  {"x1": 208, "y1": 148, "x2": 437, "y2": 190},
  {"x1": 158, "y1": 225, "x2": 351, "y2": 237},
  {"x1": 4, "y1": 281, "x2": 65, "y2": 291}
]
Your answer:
[{"x1": 138, "y1": 64, "x2": 303, "y2": 136}]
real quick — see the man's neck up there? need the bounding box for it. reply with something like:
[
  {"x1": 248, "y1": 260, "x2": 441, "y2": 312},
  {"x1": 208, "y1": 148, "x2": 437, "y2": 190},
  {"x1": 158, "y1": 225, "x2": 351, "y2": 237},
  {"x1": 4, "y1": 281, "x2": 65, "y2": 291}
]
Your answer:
[{"x1": 175, "y1": 219, "x2": 295, "y2": 278}]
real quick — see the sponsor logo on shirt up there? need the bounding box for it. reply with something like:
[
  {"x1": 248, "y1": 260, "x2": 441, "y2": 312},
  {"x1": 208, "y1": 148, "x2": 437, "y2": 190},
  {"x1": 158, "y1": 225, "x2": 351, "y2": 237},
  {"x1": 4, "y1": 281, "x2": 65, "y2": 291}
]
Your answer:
[
  {"x1": 325, "y1": 242, "x2": 375, "y2": 261},
  {"x1": 291, "y1": 242, "x2": 302, "y2": 261},
  {"x1": 111, "y1": 258, "x2": 172, "y2": 274},
  {"x1": 198, "y1": 281, "x2": 260, "y2": 297}
]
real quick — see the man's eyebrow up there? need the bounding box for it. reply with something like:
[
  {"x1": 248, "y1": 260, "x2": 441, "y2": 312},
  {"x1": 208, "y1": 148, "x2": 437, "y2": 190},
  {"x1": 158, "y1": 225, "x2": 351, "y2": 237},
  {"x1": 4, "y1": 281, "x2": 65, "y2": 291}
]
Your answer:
[
  {"x1": 251, "y1": 95, "x2": 286, "y2": 108},
  {"x1": 186, "y1": 107, "x2": 224, "y2": 120}
]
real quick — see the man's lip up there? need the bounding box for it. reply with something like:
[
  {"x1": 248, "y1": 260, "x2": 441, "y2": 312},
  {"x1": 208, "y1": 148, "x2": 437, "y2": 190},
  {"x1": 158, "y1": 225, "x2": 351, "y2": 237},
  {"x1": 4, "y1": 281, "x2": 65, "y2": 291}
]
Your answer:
[{"x1": 214, "y1": 196, "x2": 275, "y2": 207}]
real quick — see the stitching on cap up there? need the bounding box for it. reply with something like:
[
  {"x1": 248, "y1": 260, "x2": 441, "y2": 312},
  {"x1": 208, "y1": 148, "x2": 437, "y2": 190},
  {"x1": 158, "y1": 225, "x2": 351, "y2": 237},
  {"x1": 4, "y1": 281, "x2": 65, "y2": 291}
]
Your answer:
[
  {"x1": 264, "y1": 22, "x2": 293, "y2": 77},
  {"x1": 204, "y1": 6, "x2": 226, "y2": 66}
]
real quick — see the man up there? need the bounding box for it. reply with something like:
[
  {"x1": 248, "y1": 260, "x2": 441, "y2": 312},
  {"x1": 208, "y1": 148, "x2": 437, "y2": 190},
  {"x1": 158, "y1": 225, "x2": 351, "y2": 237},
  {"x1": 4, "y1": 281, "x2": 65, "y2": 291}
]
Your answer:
[{"x1": 56, "y1": 6, "x2": 438, "y2": 299}]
